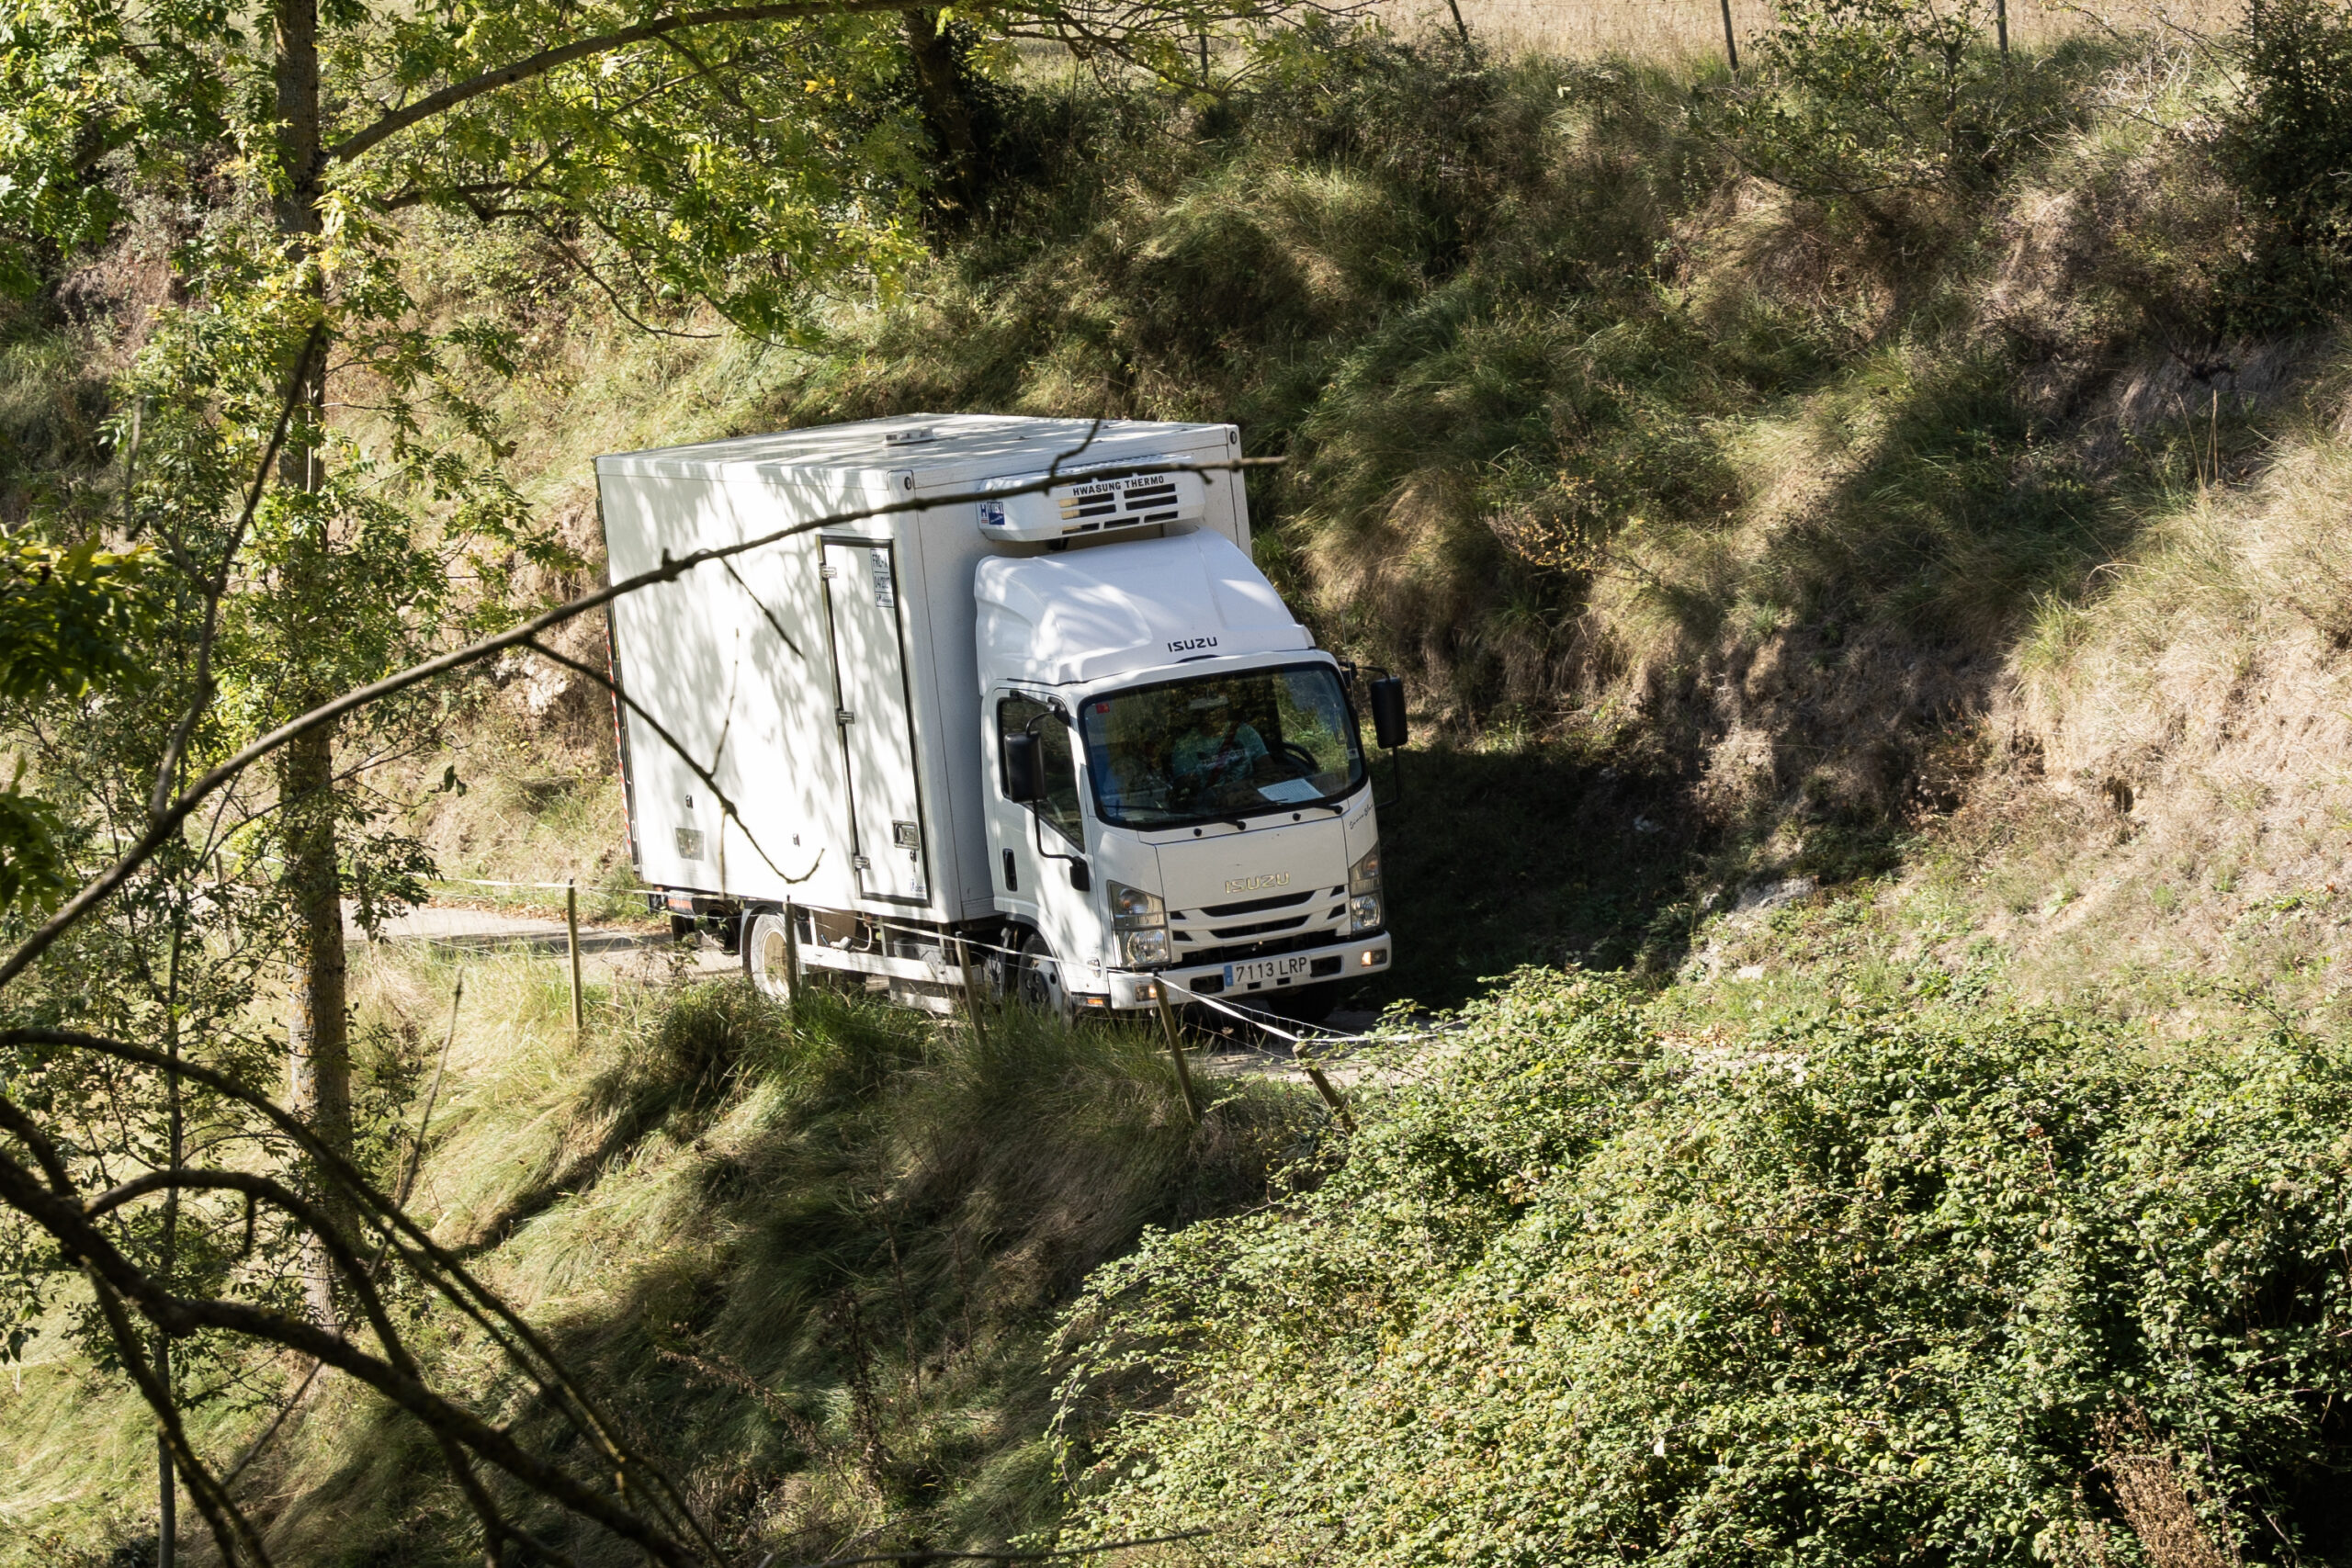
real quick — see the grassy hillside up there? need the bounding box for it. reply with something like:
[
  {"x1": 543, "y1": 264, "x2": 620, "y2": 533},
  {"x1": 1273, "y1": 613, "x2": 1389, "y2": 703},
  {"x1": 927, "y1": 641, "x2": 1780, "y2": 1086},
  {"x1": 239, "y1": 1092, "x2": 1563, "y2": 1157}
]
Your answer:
[
  {"x1": 0, "y1": 947, "x2": 1316, "y2": 1565},
  {"x1": 355, "y1": 14, "x2": 2352, "y2": 1024},
  {"x1": 21, "y1": 8, "x2": 2352, "y2": 1562}
]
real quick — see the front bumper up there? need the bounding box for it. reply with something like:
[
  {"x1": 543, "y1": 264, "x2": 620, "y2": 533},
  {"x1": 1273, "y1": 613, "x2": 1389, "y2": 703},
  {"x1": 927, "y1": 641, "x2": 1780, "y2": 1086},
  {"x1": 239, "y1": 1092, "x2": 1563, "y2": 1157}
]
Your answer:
[{"x1": 1093, "y1": 931, "x2": 1393, "y2": 1011}]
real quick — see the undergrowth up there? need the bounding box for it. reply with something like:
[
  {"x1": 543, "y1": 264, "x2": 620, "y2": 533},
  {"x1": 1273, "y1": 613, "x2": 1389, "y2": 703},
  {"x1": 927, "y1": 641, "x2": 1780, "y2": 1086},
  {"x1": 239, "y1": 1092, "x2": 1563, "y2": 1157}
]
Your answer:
[{"x1": 1062, "y1": 968, "x2": 2352, "y2": 1567}]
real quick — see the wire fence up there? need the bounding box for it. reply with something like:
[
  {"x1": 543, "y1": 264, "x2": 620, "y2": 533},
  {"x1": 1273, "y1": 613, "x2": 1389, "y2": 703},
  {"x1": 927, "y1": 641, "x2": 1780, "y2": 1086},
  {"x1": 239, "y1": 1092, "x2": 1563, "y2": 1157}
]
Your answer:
[
  {"x1": 1367, "y1": 0, "x2": 2239, "y2": 59},
  {"x1": 390, "y1": 881, "x2": 1465, "y2": 1123}
]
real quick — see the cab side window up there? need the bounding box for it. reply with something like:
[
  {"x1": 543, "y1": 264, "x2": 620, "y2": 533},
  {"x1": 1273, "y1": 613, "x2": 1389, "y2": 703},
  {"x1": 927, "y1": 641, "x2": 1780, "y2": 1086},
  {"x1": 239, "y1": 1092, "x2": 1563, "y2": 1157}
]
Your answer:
[{"x1": 1000, "y1": 695, "x2": 1083, "y2": 845}]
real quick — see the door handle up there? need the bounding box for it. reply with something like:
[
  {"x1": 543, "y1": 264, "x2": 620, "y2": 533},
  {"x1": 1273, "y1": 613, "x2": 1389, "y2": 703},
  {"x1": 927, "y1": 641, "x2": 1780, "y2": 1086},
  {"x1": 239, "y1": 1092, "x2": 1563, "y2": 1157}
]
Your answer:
[{"x1": 835, "y1": 708, "x2": 854, "y2": 726}]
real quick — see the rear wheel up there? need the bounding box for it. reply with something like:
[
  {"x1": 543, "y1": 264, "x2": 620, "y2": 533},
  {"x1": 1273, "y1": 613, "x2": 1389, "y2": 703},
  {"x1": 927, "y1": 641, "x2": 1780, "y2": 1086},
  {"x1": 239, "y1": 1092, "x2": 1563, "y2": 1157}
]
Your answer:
[
  {"x1": 1017, "y1": 932, "x2": 1074, "y2": 1022},
  {"x1": 742, "y1": 909, "x2": 796, "y2": 1002}
]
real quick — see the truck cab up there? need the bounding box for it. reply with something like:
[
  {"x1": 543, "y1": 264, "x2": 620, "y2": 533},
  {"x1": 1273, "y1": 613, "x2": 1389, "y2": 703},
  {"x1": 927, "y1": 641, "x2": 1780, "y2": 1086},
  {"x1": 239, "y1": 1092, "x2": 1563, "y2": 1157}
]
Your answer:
[{"x1": 977, "y1": 528, "x2": 1390, "y2": 1021}]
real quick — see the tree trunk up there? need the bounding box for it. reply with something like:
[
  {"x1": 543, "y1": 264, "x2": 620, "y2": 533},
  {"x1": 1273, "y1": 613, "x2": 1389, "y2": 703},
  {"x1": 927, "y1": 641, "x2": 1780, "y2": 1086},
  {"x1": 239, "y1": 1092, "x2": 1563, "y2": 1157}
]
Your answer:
[
  {"x1": 902, "y1": 9, "x2": 980, "y2": 221},
  {"x1": 281, "y1": 724, "x2": 349, "y2": 1332},
  {"x1": 158, "y1": 921, "x2": 184, "y2": 1568},
  {"x1": 275, "y1": 0, "x2": 349, "y2": 1337}
]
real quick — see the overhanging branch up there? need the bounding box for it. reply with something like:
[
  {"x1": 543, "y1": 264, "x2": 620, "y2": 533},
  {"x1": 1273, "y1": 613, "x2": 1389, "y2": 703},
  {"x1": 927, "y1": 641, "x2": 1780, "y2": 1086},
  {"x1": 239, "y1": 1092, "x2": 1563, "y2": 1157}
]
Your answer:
[
  {"x1": 326, "y1": 0, "x2": 926, "y2": 166},
  {"x1": 0, "y1": 456, "x2": 1283, "y2": 995}
]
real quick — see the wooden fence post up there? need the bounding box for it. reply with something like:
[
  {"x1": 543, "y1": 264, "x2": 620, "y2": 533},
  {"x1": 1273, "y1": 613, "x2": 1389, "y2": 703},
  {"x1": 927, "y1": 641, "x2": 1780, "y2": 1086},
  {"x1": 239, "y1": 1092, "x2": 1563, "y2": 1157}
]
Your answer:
[
  {"x1": 784, "y1": 901, "x2": 802, "y2": 996},
  {"x1": 1303, "y1": 1058, "x2": 1355, "y2": 1131},
  {"x1": 956, "y1": 935, "x2": 988, "y2": 1044},
  {"x1": 1720, "y1": 0, "x2": 1739, "y2": 71},
  {"x1": 565, "y1": 879, "x2": 584, "y2": 1039},
  {"x1": 1153, "y1": 984, "x2": 1203, "y2": 1126}
]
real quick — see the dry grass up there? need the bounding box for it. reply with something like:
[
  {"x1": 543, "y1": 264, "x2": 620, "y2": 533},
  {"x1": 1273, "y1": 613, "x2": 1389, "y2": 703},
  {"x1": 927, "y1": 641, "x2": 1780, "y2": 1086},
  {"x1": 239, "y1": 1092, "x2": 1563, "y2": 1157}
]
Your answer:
[
  {"x1": 2075, "y1": 1411, "x2": 2244, "y2": 1568},
  {"x1": 1365, "y1": 0, "x2": 2243, "y2": 60},
  {"x1": 265, "y1": 945, "x2": 1315, "y2": 1565},
  {"x1": 1938, "y1": 343, "x2": 2352, "y2": 1023}
]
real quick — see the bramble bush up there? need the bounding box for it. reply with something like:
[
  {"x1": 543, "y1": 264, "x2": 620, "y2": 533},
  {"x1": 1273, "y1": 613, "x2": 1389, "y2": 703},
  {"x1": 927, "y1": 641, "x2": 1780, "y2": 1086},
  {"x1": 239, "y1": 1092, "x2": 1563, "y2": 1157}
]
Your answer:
[{"x1": 1057, "y1": 971, "x2": 2352, "y2": 1565}]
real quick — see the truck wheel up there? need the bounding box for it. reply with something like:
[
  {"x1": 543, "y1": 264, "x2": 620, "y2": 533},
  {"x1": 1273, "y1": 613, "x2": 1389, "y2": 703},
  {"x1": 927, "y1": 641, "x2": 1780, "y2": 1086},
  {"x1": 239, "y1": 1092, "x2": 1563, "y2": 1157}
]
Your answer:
[
  {"x1": 742, "y1": 909, "x2": 796, "y2": 1002},
  {"x1": 1017, "y1": 932, "x2": 1073, "y2": 1022}
]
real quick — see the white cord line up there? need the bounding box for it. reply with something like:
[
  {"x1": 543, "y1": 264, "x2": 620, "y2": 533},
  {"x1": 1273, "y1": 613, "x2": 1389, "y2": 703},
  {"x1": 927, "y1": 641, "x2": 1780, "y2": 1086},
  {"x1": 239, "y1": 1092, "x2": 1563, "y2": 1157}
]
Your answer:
[
  {"x1": 390, "y1": 898, "x2": 1476, "y2": 1059},
  {"x1": 846, "y1": 910, "x2": 1461, "y2": 1055},
  {"x1": 430, "y1": 874, "x2": 670, "y2": 896},
  {"x1": 844, "y1": 912, "x2": 1071, "y2": 979},
  {"x1": 1182, "y1": 987, "x2": 1462, "y2": 1054},
  {"x1": 407, "y1": 894, "x2": 1462, "y2": 1052}
]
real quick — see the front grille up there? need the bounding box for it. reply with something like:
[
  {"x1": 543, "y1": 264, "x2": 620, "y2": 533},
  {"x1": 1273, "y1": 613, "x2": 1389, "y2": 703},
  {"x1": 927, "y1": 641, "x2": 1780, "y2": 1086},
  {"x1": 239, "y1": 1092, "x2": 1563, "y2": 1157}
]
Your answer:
[
  {"x1": 1171, "y1": 883, "x2": 1348, "y2": 969},
  {"x1": 1209, "y1": 914, "x2": 1308, "y2": 940},
  {"x1": 1198, "y1": 888, "x2": 1314, "y2": 918},
  {"x1": 1176, "y1": 930, "x2": 1332, "y2": 969}
]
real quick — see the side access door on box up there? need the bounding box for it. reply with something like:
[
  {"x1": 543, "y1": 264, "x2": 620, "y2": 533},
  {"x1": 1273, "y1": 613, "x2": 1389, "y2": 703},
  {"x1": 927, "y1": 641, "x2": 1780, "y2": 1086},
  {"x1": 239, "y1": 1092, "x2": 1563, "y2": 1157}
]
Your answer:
[{"x1": 820, "y1": 536, "x2": 930, "y2": 905}]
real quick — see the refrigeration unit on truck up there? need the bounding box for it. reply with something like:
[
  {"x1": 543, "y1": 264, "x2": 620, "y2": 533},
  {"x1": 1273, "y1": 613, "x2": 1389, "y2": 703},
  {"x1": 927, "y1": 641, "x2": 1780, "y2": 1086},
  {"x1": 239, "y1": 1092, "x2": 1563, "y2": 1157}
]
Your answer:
[{"x1": 594, "y1": 414, "x2": 1407, "y2": 1022}]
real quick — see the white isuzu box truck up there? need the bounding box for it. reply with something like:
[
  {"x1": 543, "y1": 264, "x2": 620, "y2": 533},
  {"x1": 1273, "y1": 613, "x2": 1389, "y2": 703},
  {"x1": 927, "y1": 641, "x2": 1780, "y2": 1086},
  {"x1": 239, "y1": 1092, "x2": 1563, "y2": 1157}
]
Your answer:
[{"x1": 594, "y1": 413, "x2": 1405, "y2": 1021}]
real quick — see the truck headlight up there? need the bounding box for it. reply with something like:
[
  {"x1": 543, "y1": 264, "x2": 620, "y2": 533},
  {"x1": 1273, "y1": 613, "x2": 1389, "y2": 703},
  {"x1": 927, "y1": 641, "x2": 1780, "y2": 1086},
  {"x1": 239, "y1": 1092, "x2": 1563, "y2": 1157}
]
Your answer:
[
  {"x1": 1107, "y1": 879, "x2": 1169, "y2": 967},
  {"x1": 1120, "y1": 928, "x2": 1170, "y2": 965},
  {"x1": 1107, "y1": 879, "x2": 1166, "y2": 930},
  {"x1": 1348, "y1": 845, "x2": 1384, "y2": 933}
]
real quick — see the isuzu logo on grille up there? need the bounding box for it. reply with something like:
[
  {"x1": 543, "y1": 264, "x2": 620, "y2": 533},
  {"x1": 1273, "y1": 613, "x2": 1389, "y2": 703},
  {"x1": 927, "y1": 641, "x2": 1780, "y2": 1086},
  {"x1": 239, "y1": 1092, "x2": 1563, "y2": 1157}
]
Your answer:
[{"x1": 1223, "y1": 873, "x2": 1290, "y2": 895}]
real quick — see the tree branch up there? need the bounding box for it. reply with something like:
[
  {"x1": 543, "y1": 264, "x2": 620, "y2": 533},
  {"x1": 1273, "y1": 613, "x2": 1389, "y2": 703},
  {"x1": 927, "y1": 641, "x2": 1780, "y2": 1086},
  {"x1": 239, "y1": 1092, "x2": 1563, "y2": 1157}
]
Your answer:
[
  {"x1": 519, "y1": 636, "x2": 810, "y2": 885},
  {"x1": 325, "y1": 0, "x2": 926, "y2": 166},
  {"x1": 0, "y1": 1141, "x2": 707, "y2": 1568},
  {"x1": 0, "y1": 457, "x2": 1281, "y2": 996},
  {"x1": 3, "y1": 1024, "x2": 717, "y2": 1560}
]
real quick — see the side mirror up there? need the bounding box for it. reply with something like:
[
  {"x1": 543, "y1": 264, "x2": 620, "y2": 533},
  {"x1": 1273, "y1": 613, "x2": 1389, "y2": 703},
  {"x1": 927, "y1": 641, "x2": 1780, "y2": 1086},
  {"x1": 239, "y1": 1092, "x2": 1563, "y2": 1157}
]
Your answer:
[
  {"x1": 1368, "y1": 676, "x2": 1408, "y2": 750},
  {"x1": 1003, "y1": 731, "x2": 1044, "y2": 803}
]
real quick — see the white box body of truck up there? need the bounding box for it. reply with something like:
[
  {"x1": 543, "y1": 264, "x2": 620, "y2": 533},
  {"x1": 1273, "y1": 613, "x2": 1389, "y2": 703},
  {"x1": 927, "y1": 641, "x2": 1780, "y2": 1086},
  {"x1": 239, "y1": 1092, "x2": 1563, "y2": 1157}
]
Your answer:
[{"x1": 596, "y1": 413, "x2": 1395, "y2": 1018}]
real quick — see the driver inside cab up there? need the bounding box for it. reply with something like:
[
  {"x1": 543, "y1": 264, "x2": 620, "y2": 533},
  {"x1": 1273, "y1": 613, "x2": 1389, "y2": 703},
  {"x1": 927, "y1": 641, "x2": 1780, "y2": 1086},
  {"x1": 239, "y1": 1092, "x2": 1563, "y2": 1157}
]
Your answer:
[{"x1": 1170, "y1": 691, "x2": 1267, "y2": 798}]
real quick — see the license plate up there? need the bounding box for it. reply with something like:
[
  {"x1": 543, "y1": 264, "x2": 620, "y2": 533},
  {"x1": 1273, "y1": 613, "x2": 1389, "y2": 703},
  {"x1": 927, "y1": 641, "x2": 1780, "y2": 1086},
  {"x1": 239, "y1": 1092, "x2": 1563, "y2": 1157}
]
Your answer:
[{"x1": 1224, "y1": 953, "x2": 1313, "y2": 989}]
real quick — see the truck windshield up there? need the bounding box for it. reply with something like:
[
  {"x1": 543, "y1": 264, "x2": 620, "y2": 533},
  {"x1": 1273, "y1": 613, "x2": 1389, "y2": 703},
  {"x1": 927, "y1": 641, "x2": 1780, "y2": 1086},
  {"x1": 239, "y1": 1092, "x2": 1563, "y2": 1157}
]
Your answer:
[{"x1": 1078, "y1": 663, "x2": 1366, "y2": 829}]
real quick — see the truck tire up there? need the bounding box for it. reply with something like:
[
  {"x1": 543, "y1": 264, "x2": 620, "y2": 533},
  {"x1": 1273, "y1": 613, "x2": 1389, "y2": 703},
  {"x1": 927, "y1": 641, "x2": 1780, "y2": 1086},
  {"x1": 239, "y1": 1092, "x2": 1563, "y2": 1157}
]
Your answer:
[
  {"x1": 742, "y1": 909, "x2": 796, "y2": 1002},
  {"x1": 1016, "y1": 932, "x2": 1073, "y2": 1023}
]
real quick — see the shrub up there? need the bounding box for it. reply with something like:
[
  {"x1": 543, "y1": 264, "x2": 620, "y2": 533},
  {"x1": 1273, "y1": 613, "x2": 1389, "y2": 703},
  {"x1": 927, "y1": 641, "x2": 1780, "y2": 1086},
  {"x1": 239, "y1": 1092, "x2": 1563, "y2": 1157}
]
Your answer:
[
  {"x1": 2222, "y1": 0, "x2": 2352, "y2": 327},
  {"x1": 1717, "y1": 0, "x2": 2044, "y2": 222},
  {"x1": 1058, "y1": 971, "x2": 2352, "y2": 1565}
]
